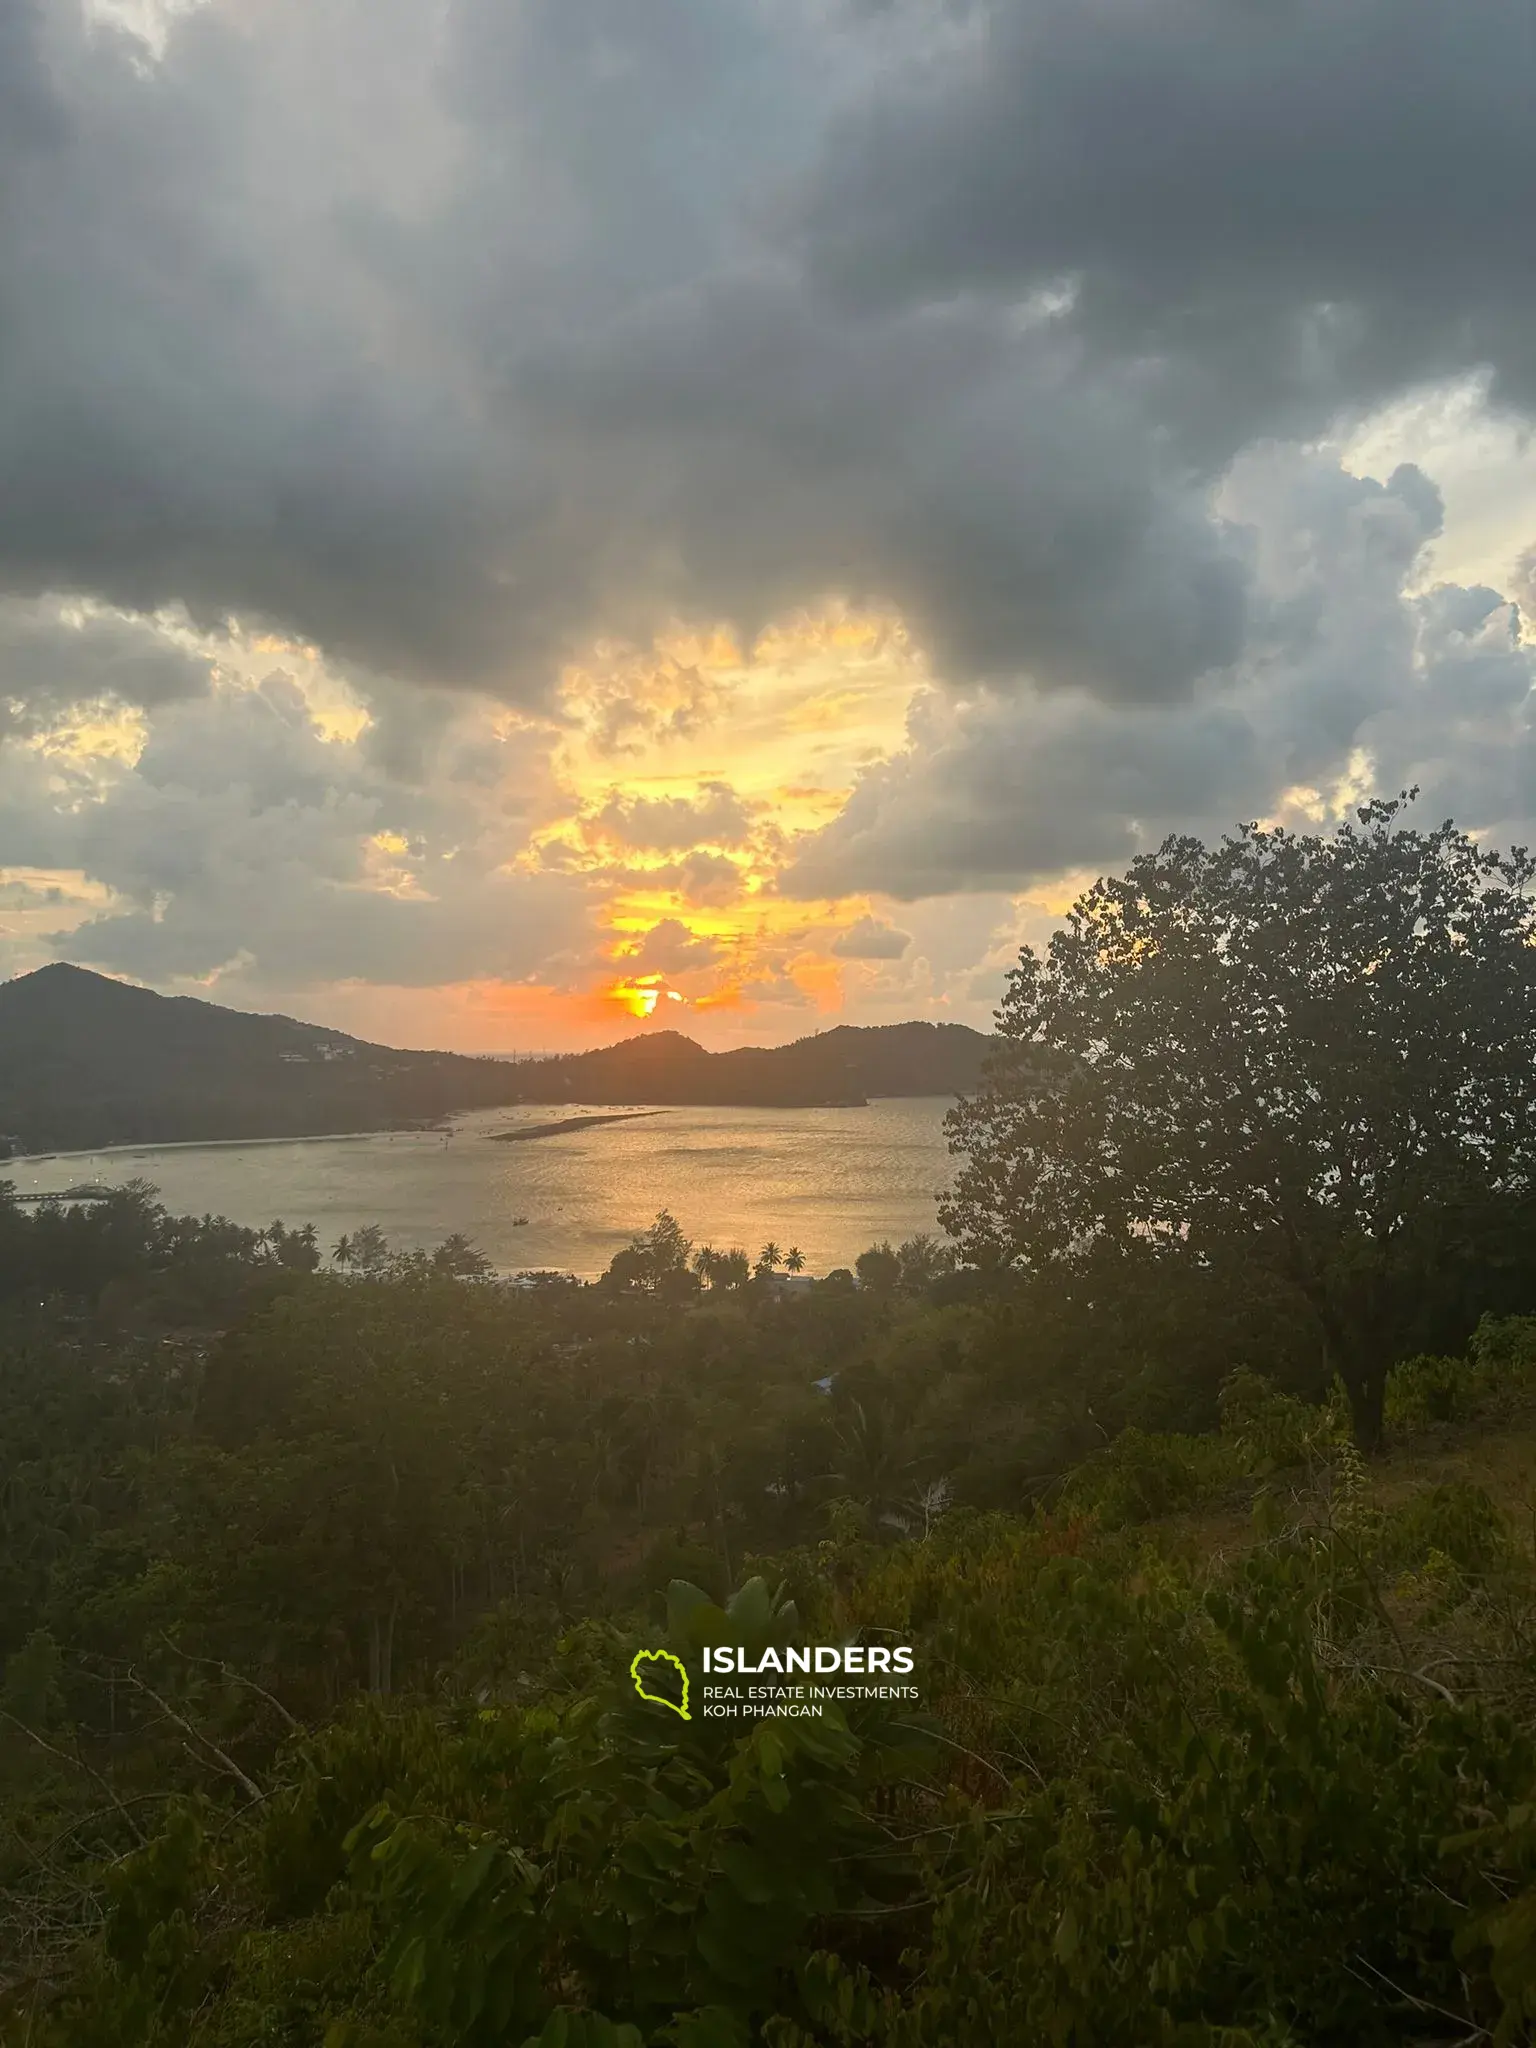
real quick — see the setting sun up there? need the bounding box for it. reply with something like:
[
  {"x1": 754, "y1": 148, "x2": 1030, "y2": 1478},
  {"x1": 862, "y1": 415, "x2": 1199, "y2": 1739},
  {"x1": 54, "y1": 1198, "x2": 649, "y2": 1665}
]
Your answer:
[{"x1": 605, "y1": 976, "x2": 689, "y2": 1020}]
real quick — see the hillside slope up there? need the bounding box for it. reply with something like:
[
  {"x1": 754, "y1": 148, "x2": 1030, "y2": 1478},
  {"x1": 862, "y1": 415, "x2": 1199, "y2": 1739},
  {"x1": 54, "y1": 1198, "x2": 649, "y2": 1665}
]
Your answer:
[{"x1": 0, "y1": 964, "x2": 526, "y2": 1152}]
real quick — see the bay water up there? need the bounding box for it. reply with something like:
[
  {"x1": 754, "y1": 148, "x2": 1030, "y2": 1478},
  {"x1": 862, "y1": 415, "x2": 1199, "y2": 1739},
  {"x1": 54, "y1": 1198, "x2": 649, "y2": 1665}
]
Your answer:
[{"x1": 5, "y1": 1098, "x2": 960, "y2": 1278}]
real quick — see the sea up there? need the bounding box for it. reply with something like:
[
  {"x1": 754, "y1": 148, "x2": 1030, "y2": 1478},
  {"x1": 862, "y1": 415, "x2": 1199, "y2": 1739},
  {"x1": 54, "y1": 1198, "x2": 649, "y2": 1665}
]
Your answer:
[{"x1": 3, "y1": 1098, "x2": 961, "y2": 1280}]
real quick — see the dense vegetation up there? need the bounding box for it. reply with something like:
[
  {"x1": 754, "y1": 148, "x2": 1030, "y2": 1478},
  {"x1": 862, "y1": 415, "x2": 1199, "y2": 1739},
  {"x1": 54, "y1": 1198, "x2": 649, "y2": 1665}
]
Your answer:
[
  {"x1": 4, "y1": 801, "x2": 1536, "y2": 2044},
  {"x1": 4, "y1": 1177, "x2": 1536, "y2": 2045}
]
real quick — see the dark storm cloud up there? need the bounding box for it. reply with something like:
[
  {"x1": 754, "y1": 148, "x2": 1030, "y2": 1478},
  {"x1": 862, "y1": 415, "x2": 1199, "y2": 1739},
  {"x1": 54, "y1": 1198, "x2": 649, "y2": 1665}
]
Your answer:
[
  {"x1": 0, "y1": 0, "x2": 527, "y2": 688},
  {"x1": 801, "y1": 0, "x2": 1536, "y2": 449},
  {"x1": 5, "y1": 0, "x2": 1528, "y2": 716},
  {"x1": 0, "y1": 0, "x2": 1246, "y2": 705},
  {"x1": 521, "y1": 270, "x2": 1249, "y2": 698}
]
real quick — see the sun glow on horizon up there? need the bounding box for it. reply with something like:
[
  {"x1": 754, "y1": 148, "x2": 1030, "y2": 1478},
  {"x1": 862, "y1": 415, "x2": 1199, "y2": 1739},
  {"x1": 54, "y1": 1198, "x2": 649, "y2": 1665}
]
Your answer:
[
  {"x1": 506, "y1": 602, "x2": 930, "y2": 1038},
  {"x1": 8, "y1": 598, "x2": 1004, "y2": 1054},
  {"x1": 606, "y1": 976, "x2": 689, "y2": 1020}
]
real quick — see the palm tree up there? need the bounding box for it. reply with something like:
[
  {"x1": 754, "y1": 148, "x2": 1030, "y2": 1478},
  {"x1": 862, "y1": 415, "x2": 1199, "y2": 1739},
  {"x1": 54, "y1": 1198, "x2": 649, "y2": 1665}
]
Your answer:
[
  {"x1": 716, "y1": 1249, "x2": 751, "y2": 1289},
  {"x1": 331, "y1": 1233, "x2": 353, "y2": 1267},
  {"x1": 431, "y1": 1231, "x2": 491, "y2": 1278},
  {"x1": 784, "y1": 1247, "x2": 805, "y2": 1273},
  {"x1": 343, "y1": 1224, "x2": 391, "y2": 1275},
  {"x1": 692, "y1": 1245, "x2": 720, "y2": 1287},
  {"x1": 757, "y1": 1241, "x2": 783, "y2": 1274},
  {"x1": 826, "y1": 1398, "x2": 918, "y2": 1519}
]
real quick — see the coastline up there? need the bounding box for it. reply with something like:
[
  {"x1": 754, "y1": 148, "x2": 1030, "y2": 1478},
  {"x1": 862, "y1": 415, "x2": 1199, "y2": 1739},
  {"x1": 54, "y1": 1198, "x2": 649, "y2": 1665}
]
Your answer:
[
  {"x1": 1, "y1": 1098, "x2": 956, "y2": 1279},
  {"x1": 2, "y1": 1126, "x2": 444, "y2": 1167},
  {"x1": 2, "y1": 1098, "x2": 901, "y2": 1168}
]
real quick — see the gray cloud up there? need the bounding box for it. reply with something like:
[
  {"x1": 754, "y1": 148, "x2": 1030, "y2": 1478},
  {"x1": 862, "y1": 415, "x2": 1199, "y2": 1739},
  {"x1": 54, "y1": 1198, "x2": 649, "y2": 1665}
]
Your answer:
[
  {"x1": 625, "y1": 918, "x2": 725, "y2": 974},
  {"x1": 5, "y1": 0, "x2": 1529, "y2": 725},
  {"x1": 2, "y1": 0, "x2": 1536, "y2": 1021},
  {"x1": 801, "y1": 0, "x2": 1536, "y2": 449},
  {"x1": 0, "y1": 0, "x2": 532, "y2": 688},
  {"x1": 1, "y1": 663, "x2": 595, "y2": 991},
  {"x1": 785, "y1": 452, "x2": 1534, "y2": 899},
  {"x1": 0, "y1": 0, "x2": 1247, "y2": 707},
  {"x1": 524, "y1": 270, "x2": 1250, "y2": 698},
  {"x1": 64, "y1": 866, "x2": 590, "y2": 990},
  {"x1": 788, "y1": 689, "x2": 1270, "y2": 899},
  {"x1": 0, "y1": 596, "x2": 212, "y2": 739},
  {"x1": 671, "y1": 850, "x2": 746, "y2": 907},
  {"x1": 594, "y1": 782, "x2": 752, "y2": 851},
  {"x1": 830, "y1": 914, "x2": 911, "y2": 958}
]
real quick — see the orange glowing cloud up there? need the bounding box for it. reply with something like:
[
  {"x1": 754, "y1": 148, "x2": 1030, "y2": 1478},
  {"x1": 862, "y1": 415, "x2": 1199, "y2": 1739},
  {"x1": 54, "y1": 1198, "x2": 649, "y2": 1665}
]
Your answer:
[
  {"x1": 604, "y1": 975, "x2": 690, "y2": 1020},
  {"x1": 485, "y1": 602, "x2": 933, "y2": 1042}
]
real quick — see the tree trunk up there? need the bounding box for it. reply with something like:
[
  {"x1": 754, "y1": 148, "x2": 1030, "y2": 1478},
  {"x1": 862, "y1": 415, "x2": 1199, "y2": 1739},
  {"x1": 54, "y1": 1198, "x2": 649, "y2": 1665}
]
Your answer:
[
  {"x1": 1311, "y1": 1289, "x2": 1392, "y2": 1454},
  {"x1": 366, "y1": 1608, "x2": 398, "y2": 1694},
  {"x1": 710, "y1": 1457, "x2": 732, "y2": 1592},
  {"x1": 380, "y1": 1605, "x2": 396, "y2": 1696},
  {"x1": 1342, "y1": 1348, "x2": 1390, "y2": 1454}
]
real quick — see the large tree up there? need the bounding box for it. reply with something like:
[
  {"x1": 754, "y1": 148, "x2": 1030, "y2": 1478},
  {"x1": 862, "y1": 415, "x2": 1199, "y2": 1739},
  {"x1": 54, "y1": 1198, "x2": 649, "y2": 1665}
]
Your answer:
[{"x1": 941, "y1": 798, "x2": 1536, "y2": 1447}]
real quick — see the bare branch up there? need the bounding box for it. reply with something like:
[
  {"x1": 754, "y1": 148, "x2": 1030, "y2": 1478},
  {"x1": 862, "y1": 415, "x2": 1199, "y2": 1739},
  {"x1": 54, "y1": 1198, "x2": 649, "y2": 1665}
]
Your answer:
[
  {"x1": 0, "y1": 1708, "x2": 147, "y2": 1845},
  {"x1": 118, "y1": 1670, "x2": 264, "y2": 1803},
  {"x1": 154, "y1": 1635, "x2": 302, "y2": 1733}
]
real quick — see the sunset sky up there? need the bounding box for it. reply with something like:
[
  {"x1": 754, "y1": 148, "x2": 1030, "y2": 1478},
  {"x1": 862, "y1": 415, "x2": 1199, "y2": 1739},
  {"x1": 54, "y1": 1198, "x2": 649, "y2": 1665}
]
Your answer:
[{"x1": 2, "y1": 0, "x2": 1535, "y2": 1052}]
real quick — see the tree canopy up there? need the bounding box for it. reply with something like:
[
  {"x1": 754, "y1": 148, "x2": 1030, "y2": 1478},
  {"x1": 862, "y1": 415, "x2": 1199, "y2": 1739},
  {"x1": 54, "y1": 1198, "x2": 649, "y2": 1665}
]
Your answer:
[{"x1": 941, "y1": 797, "x2": 1536, "y2": 1444}]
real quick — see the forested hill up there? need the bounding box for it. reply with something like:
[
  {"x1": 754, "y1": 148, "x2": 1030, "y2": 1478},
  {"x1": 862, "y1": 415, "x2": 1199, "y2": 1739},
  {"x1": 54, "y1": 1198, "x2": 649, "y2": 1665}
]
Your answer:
[
  {"x1": 508, "y1": 1020, "x2": 994, "y2": 1109},
  {"x1": 0, "y1": 964, "x2": 529, "y2": 1153},
  {"x1": 0, "y1": 966, "x2": 995, "y2": 1153}
]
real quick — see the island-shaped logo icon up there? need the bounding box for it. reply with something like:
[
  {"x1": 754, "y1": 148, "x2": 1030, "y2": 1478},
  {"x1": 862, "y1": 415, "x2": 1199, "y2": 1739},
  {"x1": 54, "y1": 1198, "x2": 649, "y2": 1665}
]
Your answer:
[{"x1": 630, "y1": 1648, "x2": 691, "y2": 1720}]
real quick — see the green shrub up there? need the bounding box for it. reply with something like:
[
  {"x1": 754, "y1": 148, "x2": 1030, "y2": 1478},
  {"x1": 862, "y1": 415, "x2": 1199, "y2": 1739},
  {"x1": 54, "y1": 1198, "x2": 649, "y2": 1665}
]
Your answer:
[
  {"x1": 1058, "y1": 1426, "x2": 1242, "y2": 1527},
  {"x1": 1377, "y1": 1481, "x2": 1511, "y2": 1583},
  {"x1": 1218, "y1": 1367, "x2": 1338, "y2": 1469},
  {"x1": 1382, "y1": 1319, "x2": 1536, "y2": 1435},
  {"x1": 1385, "y1": 1353, "x2": 1479, "y2": 1430},
  {"x1": 1470, "y1": 1313, "x2": 1536, "y2": 1401}
]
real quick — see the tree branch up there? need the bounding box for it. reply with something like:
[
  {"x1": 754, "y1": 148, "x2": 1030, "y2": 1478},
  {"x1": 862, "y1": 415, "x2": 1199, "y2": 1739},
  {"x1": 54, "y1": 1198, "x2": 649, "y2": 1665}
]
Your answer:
[
  {"x1": 0, "y1": 1708, "x2": 147, "y2": 1845},
  {"x1": 154, "y1": 1635, "x2": 302, "y2": 1733},
  {"x1": 118, "y1": 1670, "x2": 265, "y2": 1803}
]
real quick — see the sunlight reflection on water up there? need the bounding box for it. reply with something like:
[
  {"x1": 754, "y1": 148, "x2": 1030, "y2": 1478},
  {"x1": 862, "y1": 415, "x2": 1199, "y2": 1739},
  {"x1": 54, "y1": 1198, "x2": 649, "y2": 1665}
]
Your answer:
[{"x1": 7, "y1": 1099, "x2": 961, "y2": 1278}]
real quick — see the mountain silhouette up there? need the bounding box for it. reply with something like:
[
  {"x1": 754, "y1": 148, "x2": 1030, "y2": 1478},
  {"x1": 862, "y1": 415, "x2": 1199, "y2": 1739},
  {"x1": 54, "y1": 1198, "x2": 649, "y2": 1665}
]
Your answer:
[{"x1": 0, "y1": 965, "x2": 994, "y2": 1154}]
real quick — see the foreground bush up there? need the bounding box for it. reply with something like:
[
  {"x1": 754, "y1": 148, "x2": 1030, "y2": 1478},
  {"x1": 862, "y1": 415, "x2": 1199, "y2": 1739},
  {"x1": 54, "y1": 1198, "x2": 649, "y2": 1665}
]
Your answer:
[{"x1": 14, "y1": 1468, "x2": 1536, "y2": 2048}]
